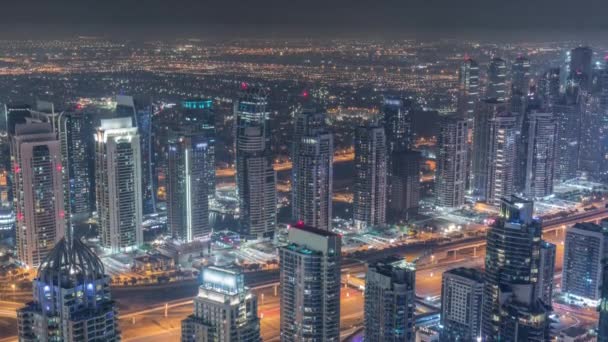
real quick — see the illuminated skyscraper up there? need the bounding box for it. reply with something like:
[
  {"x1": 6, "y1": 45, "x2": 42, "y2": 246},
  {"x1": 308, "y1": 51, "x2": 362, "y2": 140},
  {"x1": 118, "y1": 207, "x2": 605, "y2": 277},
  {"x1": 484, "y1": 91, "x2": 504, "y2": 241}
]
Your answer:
[
  {"x1": 457, "y1": 58, "x2": 480, "y2": 191},
  {"x1": 482, "y1": 196, "x2": 548, "y2": 341},
  {"x1": 17, "y1": 237, "x2": 120, "y2": 342},
  {"x1": 181, "y1": 99, "x2": 216, "y2": 198},
  {"x1": 279, "y1": 224, "x2": 341, "y2": 342},
  {"x1": 11, "y1": 122, "x2": 65, "y2": 267},
  {"x1": 562, "y1": 221, "x2": 608, "y2": 301},
  {"x1": 353, "y1": 125, "x2": 387, "y2": 229},
  {"x1": 291, "y1": 104, "x2": 333, "y2": 230},
  {"x1": 58, "y1": 110, "x2": 92, "y2": 223},
  {"x1": 471, "y1": 99, "x2": 506, "y2": 199},
  {"x1": 364, "y1": 256, "x2": 416, "y2": 342},
  {"x1": 521, "y1": 112, "x2": 557, "y2": 198},
  {"x1": 435, "y1": 115, "x2": 468, "y2": 208},
  {"x1": 234, "y1": 87, "x2": 276, "y2": 239},
  {"x1": 457, "y1": 57, "x2": 480, "y2": 120},
  {"x1": 95, "y1": 117, "x2": 143, "y2": 253},
  {"x1": 0, "y1": 168, "x2": 13, "y2": 233},
  {"x1": 116, "y1": 95, "x2": 156, "y2": 214},
  {"x1": 487, "y1": 57, "x2": 508, "y2": 102},
  {"x1": 441, "y1": 267, "x2": 484, "y2": 341},
  {"x1": 181, "y1": 266, "x2": 260, "y2": 342},
  {"x1": 166, "y1": 129, "x2": 211, "y2": 242},
  {"x1": 381, "y1": 96, "x2": 413, "y2": 161},
  {"x1": 485, "y1": 112, "x2": 517, "y2": 206}
]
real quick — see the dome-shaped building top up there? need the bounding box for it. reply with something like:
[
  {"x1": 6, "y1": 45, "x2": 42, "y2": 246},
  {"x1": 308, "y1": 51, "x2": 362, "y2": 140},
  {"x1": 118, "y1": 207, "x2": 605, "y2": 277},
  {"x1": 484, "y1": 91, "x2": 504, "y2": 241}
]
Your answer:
[{"x1": 37, "y1": 237, "x2": 105, "y2": 288}]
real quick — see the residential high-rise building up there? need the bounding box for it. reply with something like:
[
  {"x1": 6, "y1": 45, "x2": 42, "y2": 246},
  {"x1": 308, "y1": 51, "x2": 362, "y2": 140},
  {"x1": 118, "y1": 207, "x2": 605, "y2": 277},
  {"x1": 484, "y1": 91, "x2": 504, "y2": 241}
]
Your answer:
[
  {"x1": 484, "y1": 112, "x2": 517, "y2": 206},
  {"x1": 291, "y1": 104, "x2": 333, "y2": 230},
  {"x1": 11, "y1": 122, "x2": 65, "y2": 267},
  {"x1": 537, "y1": 241, "x2": 556, "y2": 307},
  {"x1": 388, "y1": 150, "x2": 421, "y2": 221},
  {"x1": 457, "y1": 57, "x2": 480, "y2": 121},
  {"x1": 521, "y1": 112, "x2": 557, "y2": 198},
  {"x1": 511, "y1": 56, "x2": 531, "y2": 96},
  {"x1": 382, "y1": 96, "x2": 413, "y2": 213},
  {"x1": 181, "y1": 99, "x2": 216, "y2": 199},
  {"x1": 435, "y1": 115, "x2": 468, "y2": 208},
  {"x1": 364, "y1": 256, "x2": 416, "y2": 342},
  {"x1": 381, "y1": 96, "x2": 413, "y2": 162},
  {"x1": 487, "y1": 57, "x2": 508, "y2": 102},
  {"x1": 440, "y1": 267, "x2": 484, "y2": 342},
  {"x1": 17, "y1": 237, "x2": 120, "y2": 342},
  {"x1": 510, "y1": 56, "x2": 531, "y2": 138},
  {"x1": 599, "y1": 258, "x2": 608, "y2": 342},
  {"x1": 457, "y1": 58, "x2": 480, "y2": 191},
  {"x1": 116, "y1": 95, "x2": 156, "y2": 215},
  {"x1": 166, "y1": 129, "x2": 211, "y2": 242},
  {"x1": 482, "y1": 196, "x2": 545, "y2": 341},
  {"x1": 578, "y1": 93, "x2": 604, "y2": 180},
  {"x1": 58, "y1": 110, "x2": 92, "y2": 223},
  {"x1": 538, "y1": 68, "x2": 561, "y2": 110},
  {"x1": 353, "y1": 125, "x2": 386, "y2": 229},
  {"x1": 562, "y1": 221, "x2": 608, "y2": 301},
  {"x1": 553, "y1": 99, "x2": 582, "y2": 181},
  {"x1": 279, "y1": 223, "x2": 341, "y2": 342},
  {"x1": 95, "y1": 117, "x2": 143, "y2": 253},
  {"x1": 181, "y1": 266, "x2": 260, "y2": 342},
  {"x1": 234, "y1": 87, "x2": 276, "y2": 239},
  {"x1": 471, "y1": 99, "x2": 506, "y2": 199}
]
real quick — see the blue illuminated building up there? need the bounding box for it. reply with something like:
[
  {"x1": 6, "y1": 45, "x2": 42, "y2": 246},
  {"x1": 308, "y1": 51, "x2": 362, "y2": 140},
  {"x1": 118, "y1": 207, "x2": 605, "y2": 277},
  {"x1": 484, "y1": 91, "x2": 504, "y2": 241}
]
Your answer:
[{"x1": 17, "y1": 237, "x2": 119, "y2": 341}]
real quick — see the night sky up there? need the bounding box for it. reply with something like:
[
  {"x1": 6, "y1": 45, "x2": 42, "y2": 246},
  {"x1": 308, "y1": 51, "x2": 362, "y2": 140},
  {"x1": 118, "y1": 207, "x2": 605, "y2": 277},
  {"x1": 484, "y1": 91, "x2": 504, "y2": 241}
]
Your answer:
[{"x1": 3, "y1": 0, "x2": 607, "y2": 37}]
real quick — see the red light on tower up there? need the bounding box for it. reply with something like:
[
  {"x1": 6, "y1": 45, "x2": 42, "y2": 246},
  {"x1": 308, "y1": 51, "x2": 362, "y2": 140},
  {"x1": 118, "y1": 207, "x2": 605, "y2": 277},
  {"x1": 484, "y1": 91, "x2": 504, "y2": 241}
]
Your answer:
[
  {"x1": 17, "y1": 212, "x2": 23, "y2": 221},
  {"x1": 240, "y1": 82, "x2": 248, "y2": 90},
  {"x1": 59, "y1": 211, "x2": 65, "y2": 219},
  {"x1": 14, "y1": 165, "x2": 20, "y2": 173},
  {"x1": 296, "y1": 220, "x2": 304, "y2": 227},
  {"x1": 302, "y1": 90, "x2": 309, "y2": 98},
  {"x1": 56, "y1": 164, "x2": 62, "y2": 172}
]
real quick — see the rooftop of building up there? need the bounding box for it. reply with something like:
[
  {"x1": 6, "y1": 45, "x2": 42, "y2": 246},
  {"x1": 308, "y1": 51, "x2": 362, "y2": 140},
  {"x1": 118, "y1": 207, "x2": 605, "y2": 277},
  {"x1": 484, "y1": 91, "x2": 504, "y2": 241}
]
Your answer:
[
  {"x1": 290, "y1": 221, "x2": 339, "y2": 238},
  {"x1": 38, "y1": 238, "x2": 106, "y2": 288},
  {"x1": 370, "y1": 255, "x2": 416, "y2": 274},
  {"x1": 572, "y1": 221, "x2": 604, "y2": 233},
  {"x1": 444, "y1": 267, "x2": 484, "y2": 282}
]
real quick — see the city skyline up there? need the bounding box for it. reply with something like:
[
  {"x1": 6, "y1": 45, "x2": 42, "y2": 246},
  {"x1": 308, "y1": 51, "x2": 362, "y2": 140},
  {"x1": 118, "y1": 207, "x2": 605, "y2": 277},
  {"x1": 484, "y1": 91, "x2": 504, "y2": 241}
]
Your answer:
[{"x1": 1, "y1": 29, "x2": 608, "y2": 342}]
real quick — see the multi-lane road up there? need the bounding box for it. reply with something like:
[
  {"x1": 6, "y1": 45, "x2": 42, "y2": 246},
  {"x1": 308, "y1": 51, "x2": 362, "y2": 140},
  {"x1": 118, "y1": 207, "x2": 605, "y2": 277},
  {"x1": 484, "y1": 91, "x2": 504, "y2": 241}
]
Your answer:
[{"x1": 1, "y1": 208, "x2": 607, "y2": 341}]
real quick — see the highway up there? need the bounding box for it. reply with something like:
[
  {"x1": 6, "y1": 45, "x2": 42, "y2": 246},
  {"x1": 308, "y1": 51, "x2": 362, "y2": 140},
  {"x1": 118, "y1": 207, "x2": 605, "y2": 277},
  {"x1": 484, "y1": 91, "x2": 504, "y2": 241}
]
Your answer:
[
  {"x1": 215, "y1": 151, "x2": 354, "y2": 178},
  {"x1": 1, "y1": 208, "x2": 606, "y2": 341}
]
